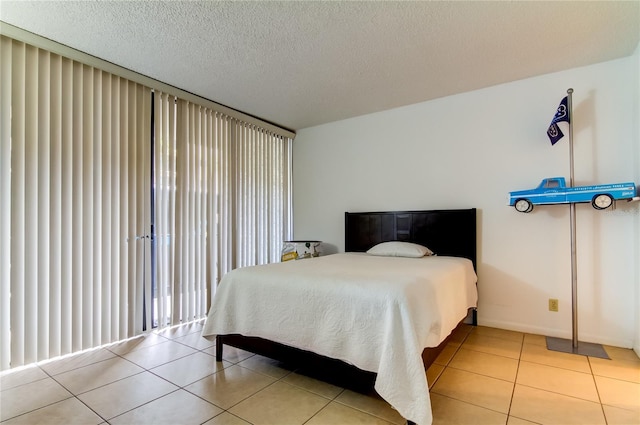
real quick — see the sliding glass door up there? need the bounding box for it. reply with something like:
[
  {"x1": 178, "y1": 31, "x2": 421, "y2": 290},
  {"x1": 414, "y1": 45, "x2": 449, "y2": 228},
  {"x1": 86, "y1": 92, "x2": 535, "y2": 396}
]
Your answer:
[
  {"x1": 1, "y1": 32, "x2": 293, "y2": 371},
  {"x1": 150, "y1": 93, "x2": 294, "y2": 328}
]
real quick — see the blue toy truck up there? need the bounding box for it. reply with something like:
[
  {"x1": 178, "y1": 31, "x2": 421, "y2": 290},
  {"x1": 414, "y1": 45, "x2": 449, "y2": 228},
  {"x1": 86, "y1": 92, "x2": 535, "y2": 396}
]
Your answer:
[{"x1": 508, "y1": 177, "x2": 637, "y2": 213}]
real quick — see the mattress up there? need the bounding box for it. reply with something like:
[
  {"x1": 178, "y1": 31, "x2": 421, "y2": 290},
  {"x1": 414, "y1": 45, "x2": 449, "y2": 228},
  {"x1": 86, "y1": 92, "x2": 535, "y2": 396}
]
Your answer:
[{"x1": 202, "y1": 252, "x2": 478, "y2": 424}]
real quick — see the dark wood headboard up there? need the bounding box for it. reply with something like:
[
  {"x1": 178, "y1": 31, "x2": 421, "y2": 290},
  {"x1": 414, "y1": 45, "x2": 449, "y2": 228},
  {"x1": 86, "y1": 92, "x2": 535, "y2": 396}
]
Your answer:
[{"x1": 345, "y1": 208, "x2": 477, "y2": 270}]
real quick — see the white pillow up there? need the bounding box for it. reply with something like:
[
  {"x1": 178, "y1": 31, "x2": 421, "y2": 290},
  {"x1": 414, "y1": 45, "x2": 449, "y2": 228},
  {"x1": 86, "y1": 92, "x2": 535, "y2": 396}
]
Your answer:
[{"x1": 366, "y1": 241, "x2": 433, "y2": 258}]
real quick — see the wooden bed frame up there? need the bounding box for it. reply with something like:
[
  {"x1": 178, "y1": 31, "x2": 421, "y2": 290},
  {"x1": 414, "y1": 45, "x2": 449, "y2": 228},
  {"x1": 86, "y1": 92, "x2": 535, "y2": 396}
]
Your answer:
[{"x1": 215, "y1": 208, "x2": 477, "y2": 390}]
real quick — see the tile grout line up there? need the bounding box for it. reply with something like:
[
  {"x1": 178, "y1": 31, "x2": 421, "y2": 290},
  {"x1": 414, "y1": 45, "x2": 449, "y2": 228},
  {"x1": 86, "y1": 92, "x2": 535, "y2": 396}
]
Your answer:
[
  {"x1": 436, "y1": 327, "x2": 519, "y2": 420},
  {"x1": 433, "y1": 329, "x2": 544, "y2": 423},
  {"x1": 91, "y1": 322, "x2": 218, "y2": 425},
  {"x1": 505, "y1": 334, "x2": 524, "y2": 422},
  {"x1": 0, "y1": 322, "x2": 203, "y2": 423},
  {"x1": 4, "y1": 325, "x2": 637, "y2": 425},
  {"x1": 427, "y1": 392, "x2": 512, "y2": 420},
  {"x1": 587, "y1": 355, "x2": 610, "y2": 425},
  {"x1": 300, "y1": 402, "x2": 332, "y2": 425},
  {"x1": 13, "y1": 323, "x2": 209, "y2": 425},
  {"x1": 514, "y1": 381, "x2": 610, "y2": 405},
  {"x1": 119, "y1": 336, "x2": 230, "y2": 424},
  {"x1": 104, "y1": 388, "x2": 185, "y2": 424},
  {"x1": 428, "y1": 325, "x2": 472, "y2": 388},
  {"x1": 54, "y1": 344, "x2": 182, "y2": 425},
  {"x1": 175, "y1": 350, "x2": 283, "y2": 422},
  {"x1": 218, "y1": 364, "x2": 342, "y2": 418},
  {"x1": 28, "y1": 362, "x2": 110, "y2": 425},
  {"x1": 176, "y1": 332, "x2": 392, "y2": 425},
  {"x1": 2, "y1": 343, "x2": 152, "y2": 423},
  {"x1": 221, "y1": 352, "x2": 400, "y2": 424}
]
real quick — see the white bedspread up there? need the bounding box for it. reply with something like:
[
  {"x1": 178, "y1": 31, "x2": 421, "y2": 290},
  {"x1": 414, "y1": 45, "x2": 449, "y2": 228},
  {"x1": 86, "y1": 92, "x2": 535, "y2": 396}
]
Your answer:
[{"x1": 202, "y1": 253, "x2": 478, "y2": 425}]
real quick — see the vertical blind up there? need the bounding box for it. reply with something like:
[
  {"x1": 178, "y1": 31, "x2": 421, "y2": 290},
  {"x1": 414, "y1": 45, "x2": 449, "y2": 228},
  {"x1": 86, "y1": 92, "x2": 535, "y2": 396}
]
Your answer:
[
  {"x1": 233, "y1": 121, "x2": 293, "y2": 268},
  {"x1": 153, "y1": 94, "x2": 293, "y2": 327},
  {"x1": 0, "y1": 36, "x2": 152, "y2": 369},
  {"x1": 1, "y1": 34, "x2": 293, "y2": 370}
]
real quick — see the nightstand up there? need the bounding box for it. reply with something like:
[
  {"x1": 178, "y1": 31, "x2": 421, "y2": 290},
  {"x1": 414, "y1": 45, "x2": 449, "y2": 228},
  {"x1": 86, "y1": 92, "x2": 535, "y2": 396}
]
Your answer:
[{"x1": 281, "y1": 240, "x2": 321, "y2": 261}]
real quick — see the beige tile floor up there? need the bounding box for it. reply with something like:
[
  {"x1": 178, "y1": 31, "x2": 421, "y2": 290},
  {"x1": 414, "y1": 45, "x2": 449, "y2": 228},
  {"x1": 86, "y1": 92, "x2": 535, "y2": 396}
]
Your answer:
[{"x1": 1, "y1": 321, "x2": 639, "y2": 425}]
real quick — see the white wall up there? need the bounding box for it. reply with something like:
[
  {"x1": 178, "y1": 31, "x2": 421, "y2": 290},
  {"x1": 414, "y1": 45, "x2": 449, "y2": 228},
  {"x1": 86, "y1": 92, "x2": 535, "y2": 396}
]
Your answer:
[{"x1": 293, "y1": 56, "x2": 640, "y2": 349}]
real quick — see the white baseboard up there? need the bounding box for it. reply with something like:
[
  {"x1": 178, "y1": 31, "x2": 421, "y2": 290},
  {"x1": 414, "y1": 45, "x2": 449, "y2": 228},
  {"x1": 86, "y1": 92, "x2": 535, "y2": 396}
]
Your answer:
[{"x1": 477, "y1": 318, "x2": 634, "y2": 349}]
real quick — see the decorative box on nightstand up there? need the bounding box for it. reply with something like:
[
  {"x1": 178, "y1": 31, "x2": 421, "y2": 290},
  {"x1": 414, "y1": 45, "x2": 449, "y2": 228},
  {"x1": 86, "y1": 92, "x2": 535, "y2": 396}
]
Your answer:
[{"x1": 281, "y1": 240, "x2": 321, "y2": 261}]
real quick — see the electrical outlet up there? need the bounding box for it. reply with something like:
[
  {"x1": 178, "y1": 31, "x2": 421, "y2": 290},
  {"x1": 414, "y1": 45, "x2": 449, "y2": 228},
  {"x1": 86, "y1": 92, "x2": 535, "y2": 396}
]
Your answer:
[{"x1": 549, "y1": 298, "x2": 559, "y2": 312}]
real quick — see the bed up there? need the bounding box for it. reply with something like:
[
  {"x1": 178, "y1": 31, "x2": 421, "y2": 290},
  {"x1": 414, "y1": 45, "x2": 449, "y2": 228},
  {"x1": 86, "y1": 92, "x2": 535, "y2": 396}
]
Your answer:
[{"x1": 202, "y1": 208, "x2": 478, "y2": 425}]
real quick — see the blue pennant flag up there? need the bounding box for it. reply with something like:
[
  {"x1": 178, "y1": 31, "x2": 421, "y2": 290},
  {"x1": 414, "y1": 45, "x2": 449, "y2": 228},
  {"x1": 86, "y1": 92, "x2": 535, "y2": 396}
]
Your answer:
[{"x1": 547, "y1": 96, "x2": 569, "y2": 145}]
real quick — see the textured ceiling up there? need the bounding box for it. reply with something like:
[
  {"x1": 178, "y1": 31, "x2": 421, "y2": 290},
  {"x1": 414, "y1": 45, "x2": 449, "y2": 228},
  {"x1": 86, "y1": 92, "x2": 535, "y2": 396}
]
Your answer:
[{"x1": 1, "y1": 1, "x2": 639, "y2": 131}]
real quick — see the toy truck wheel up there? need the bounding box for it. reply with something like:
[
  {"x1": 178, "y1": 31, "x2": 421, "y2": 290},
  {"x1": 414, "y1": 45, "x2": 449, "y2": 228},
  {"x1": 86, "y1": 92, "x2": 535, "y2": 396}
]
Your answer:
[
  {"x1": 515, "y1": 199, "x2": 533, "y2": 213},
  {"x1": 592, "y1": 194, "x2": 613, "y2": 210}
]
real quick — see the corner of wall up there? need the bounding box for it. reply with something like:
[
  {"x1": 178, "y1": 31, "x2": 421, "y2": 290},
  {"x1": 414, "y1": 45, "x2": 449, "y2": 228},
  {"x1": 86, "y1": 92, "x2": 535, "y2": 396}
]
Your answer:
[{"x1": 633, "y1": 40, "x2": 640, "y2": 357}]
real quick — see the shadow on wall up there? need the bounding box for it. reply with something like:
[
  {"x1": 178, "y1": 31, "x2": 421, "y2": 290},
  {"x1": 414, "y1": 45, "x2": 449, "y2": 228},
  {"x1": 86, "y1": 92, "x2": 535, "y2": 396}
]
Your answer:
[
  {"x1": 321, "y1": 243, "x2": 339, "y2": 255},
  {"x1": 478, "y1": 263, "x2": 630, "y2": 346},
  {"x1": 477, "y1": 263, "x2": 558, "y2": 335}
]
